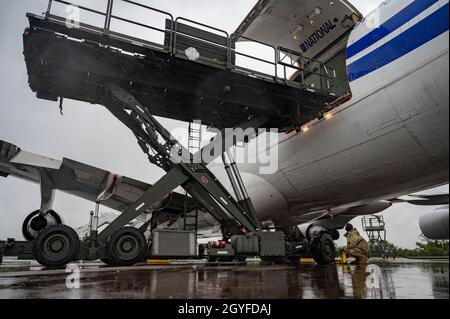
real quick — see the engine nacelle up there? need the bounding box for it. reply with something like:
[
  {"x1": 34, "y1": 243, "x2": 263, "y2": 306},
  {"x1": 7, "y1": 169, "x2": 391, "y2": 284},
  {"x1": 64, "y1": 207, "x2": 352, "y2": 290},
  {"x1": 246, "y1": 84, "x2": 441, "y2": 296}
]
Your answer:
[
  {"x1": 419, "y1": 206, "x2": 449, "y2": 240},
  {"x1": 298, "y1": 224, "x2": 339, "y2": 241}
]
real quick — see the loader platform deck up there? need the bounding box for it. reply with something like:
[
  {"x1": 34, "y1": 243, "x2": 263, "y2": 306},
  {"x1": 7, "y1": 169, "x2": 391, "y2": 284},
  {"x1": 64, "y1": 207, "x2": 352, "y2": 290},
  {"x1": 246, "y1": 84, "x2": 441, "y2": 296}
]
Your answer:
[{"x1": 23, "y1": 0, "x2": 338, "y2": 130}]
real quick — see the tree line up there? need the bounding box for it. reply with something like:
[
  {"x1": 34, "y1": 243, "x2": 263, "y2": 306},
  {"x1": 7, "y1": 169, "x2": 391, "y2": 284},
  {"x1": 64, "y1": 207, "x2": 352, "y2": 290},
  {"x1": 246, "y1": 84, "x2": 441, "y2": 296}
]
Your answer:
[{"x1": 377, "y1": 234, "x2": 449, "y2": 258}]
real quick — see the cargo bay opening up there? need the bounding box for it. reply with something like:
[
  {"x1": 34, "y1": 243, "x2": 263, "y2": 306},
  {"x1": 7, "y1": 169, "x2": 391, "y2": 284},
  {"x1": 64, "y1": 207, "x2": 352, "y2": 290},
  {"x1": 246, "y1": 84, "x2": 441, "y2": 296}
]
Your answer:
[
  {"x1": 236, "y1": 0, "x2": 362, "y2": 102},
  {"x1": 24, "y1": 0, "x2": 361, "y2": 131}
]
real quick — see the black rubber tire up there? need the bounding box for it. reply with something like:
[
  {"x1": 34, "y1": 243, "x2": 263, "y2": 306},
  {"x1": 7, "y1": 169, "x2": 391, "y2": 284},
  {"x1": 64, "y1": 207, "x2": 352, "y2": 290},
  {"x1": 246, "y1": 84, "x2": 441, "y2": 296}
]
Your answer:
[
  {"x1": 105, "y1": 227, "x2": 147, "y2": 266},
  {"x1": 22, "y1": 210, "x2": 63, "y2": 241},
  {"x1": 311, "y1": 233, "x2": 336, "y2": 265},
  {"x1": 32, "y1": 225, "x2": 80, "y2": 268}
]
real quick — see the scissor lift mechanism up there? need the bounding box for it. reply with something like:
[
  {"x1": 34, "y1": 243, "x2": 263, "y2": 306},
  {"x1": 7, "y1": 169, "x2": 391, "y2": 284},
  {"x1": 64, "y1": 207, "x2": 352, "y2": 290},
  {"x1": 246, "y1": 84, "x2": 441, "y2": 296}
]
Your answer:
[{"x1": 1, "y1": 84, "x2": 296, "y2": 267}]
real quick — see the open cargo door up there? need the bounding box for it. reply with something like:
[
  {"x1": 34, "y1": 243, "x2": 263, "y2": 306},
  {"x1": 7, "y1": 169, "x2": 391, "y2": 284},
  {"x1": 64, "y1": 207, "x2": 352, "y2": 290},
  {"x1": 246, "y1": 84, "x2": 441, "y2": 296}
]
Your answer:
[{"x1": 235, "y1": 0, "x2": 362, "y2": 60}]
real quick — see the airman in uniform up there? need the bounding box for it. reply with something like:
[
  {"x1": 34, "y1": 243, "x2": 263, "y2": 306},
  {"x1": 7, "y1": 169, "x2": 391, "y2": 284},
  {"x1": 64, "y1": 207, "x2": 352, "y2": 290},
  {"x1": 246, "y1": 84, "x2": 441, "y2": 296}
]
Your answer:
[{"x1": 343, "y1": 223, "x2": 369, "y2": 265}]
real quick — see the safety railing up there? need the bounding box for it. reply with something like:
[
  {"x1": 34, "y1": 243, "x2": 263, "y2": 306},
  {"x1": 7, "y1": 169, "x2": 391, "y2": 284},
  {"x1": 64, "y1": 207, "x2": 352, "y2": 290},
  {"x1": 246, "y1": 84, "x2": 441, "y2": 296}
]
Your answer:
[
  {"x1": 45, "y1": 0, "x2": 174, "y2": 52},
  {"x1": 44, "y1": 0, "x2": 336, "y2": 93},
  {"x1": 278, "y1": 47, "x2": 337, "y2": 92},
  {"x1": 362, "y1": 215, "x2": 386, "y2": 232},
  {"x1": 231, "y1": 33, "x2": 278, "y2": 81},
  {"x1": 109, "y1": 0, "x2": 174, "y2": 52}
]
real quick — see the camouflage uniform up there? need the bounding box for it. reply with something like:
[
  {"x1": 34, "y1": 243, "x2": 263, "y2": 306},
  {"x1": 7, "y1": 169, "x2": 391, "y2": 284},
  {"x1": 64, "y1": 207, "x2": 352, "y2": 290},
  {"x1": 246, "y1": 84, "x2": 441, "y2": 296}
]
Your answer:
[{"x1": 344, "y1": 229, "x2": 369, "y2": 264}]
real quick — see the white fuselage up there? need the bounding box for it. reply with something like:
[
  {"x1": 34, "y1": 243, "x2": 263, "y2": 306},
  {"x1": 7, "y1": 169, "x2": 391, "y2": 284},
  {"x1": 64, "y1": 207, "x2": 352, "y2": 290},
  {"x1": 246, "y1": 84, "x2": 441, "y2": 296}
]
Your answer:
[{"x1": 211, "y1": 0, "x2": 449, "y2": 225}]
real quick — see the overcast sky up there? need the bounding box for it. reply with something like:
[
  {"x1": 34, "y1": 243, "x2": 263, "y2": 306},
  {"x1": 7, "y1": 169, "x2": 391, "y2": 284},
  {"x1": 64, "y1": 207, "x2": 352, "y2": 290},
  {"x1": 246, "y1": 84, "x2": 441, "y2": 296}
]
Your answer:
[{"x1": 0, "y1": 0, "x2": 448, "y2": 249}]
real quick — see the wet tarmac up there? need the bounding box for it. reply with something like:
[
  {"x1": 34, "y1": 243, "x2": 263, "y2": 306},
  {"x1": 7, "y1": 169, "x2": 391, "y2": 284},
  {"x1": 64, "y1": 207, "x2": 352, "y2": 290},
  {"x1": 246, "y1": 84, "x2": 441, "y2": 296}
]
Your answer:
[{"x1": 0, "y1": 258, "x2": 448, "y2": 299}]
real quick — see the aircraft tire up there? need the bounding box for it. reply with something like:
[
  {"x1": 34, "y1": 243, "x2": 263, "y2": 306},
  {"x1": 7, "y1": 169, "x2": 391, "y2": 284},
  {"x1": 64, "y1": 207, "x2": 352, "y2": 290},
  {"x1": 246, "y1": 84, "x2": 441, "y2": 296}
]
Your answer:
[
  {"x1": 311, "y1": 233, "x2": 335, "y2": 265},
  {"x1": 32, "y1": 225, "x2": 80, "y2": 268}
]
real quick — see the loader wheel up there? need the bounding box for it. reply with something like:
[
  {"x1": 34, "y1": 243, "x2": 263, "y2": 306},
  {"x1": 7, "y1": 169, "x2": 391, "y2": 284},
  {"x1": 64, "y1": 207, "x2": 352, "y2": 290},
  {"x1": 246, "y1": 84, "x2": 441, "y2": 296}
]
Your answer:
[
  {"x1": 106, "y1": 227, "x2": 147, "y2": 266},
  {"x1": 32, "y1": 225, "x2": 80, "y2": 268},
  {"x1": 311, "y1": 233, "x2": 335, "y2": 265}
]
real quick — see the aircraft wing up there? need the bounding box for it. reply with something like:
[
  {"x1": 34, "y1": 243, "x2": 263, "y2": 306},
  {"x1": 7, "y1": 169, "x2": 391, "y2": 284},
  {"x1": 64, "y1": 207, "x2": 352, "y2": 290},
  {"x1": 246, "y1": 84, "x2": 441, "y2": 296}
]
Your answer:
[
  {"x1": 295, "y1": 192, "x2": 449, "y2": 230},
  {"x1": 393, "y1": 194, "x2": 449, "y2": 206},
  {"x1": 282, "y1": 201, "x2": 393, "y2": 230},
  {"x1": 0, "y1": 140, "x2": 190, "y2": 214},
  {"x1": 234, "y1": 0, "x2": 362, "y2": 59}
]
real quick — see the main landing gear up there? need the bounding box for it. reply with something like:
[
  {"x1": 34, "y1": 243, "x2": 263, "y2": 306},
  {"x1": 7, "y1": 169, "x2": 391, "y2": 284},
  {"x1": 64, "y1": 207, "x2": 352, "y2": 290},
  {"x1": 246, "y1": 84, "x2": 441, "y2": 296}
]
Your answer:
[{"x1": 311, "y1": 233, "x2": 336, "y2": 265}]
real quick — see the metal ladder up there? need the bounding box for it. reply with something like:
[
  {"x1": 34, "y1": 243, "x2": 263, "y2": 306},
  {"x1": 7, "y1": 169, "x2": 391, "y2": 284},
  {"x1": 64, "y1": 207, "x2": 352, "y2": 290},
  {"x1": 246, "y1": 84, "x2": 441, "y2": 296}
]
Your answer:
[
  {"x1": 183, "y1": 121, "x2": 201, "y2": 232},
  {"x1": 183, "y1": 209, "x2": 198, "y2": 232}
]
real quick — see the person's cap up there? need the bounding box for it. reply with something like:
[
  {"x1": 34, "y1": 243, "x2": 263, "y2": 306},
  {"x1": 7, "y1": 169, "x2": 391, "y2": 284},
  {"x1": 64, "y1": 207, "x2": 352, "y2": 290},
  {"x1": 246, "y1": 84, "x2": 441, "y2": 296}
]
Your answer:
[{"x1": 345, "y1": 224, "x2": 353, "y2": 232}]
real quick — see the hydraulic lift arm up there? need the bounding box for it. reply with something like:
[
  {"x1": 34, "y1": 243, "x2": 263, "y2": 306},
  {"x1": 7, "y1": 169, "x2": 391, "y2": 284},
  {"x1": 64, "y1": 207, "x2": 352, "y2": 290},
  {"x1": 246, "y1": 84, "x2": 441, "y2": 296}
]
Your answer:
[{"x1": 97, "y1": 83, "x2": 265, "y2": 245}]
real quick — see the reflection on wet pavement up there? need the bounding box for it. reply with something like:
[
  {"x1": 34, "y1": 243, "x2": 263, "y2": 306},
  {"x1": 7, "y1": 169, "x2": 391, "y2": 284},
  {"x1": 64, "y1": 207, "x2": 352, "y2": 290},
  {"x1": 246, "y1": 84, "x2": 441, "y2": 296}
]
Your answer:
[{"x1": 0, "y1": 260, "x2": 448, "y2": 299}]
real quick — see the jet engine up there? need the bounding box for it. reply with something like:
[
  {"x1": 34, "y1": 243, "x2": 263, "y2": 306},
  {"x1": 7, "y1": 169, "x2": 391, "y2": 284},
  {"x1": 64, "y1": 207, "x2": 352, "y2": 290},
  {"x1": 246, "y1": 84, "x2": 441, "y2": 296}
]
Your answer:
[
  {"x1": 419, "y1": 206, "x2": 449, "y2": 240},
  {"x1": 298, "y1": 224, "x2": 340, "y2": 241},
  {"x1": 22, "y1": 210, "x2": 63, "y2": 241}
]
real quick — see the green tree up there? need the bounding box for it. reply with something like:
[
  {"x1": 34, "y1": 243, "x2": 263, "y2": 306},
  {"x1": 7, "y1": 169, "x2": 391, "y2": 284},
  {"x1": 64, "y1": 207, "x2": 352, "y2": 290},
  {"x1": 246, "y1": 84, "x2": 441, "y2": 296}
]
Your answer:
[
  {"x1": 393, "y1": 234, "x2": 449, "y2": 257},
  {"x1": 414, "y1": 234, "x2": 449, "y2": 257}
]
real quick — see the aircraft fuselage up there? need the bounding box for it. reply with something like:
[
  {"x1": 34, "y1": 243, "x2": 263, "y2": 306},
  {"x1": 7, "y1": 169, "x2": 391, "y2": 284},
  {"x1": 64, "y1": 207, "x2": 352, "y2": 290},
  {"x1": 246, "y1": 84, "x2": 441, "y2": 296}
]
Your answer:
[{"x1": 234, "y1": 0, "x2": 449, "y2": 225}]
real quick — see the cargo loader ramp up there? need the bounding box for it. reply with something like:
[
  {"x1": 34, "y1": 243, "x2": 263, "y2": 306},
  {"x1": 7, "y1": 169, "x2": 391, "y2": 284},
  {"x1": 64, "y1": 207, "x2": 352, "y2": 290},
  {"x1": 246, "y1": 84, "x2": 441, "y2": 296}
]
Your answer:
[
  {"x1": 24, "y1": 0, "x2": 338, "y2": 131},
  {"x1": 1, "y1": 0, "x2": 340, "y2": 267}
]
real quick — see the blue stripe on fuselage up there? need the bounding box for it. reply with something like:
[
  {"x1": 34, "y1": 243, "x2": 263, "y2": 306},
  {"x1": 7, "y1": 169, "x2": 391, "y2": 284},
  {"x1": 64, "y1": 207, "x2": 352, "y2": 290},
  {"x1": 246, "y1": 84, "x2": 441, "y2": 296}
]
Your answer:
[
  {"x1": 347, "y1": 3, "x2": 449, "y2": 82},
  {"x1": 347, "y1": 0, "x2": 440, "y2": 59}
]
